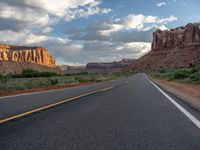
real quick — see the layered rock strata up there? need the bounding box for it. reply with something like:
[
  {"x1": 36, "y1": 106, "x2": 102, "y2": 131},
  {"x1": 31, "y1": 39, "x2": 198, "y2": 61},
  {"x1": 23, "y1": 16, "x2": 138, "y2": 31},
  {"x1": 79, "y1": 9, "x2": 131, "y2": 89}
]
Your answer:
[
  {"x1": 0, "y1": 44, "x2": 56, "y2": 73},
  {"x1": 130, "y1": 23, "x2": 200, "y2": 70}
]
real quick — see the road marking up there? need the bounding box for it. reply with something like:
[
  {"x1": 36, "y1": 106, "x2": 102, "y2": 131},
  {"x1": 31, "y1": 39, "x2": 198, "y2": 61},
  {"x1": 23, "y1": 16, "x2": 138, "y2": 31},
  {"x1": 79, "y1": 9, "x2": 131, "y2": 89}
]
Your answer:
[
  {"x1": 146, "y1": 75, "x2": 200, "y2": 129},
  {"x1": 0, "y1": 86, "x2": 113, "y2": 124}
]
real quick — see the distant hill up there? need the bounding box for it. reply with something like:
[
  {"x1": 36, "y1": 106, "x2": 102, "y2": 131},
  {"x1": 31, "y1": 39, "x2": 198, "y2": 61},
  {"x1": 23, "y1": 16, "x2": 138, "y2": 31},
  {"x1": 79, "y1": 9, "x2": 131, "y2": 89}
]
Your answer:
[
  {"x1": 0, "y1": 44, "x2": 57, "y2": 73},
  {"x1": 58, "y1": 59, "x2": 135, "y2": 74},
  {"x1": 129, "y1": 23, "x2": 200, "y2": 71}
]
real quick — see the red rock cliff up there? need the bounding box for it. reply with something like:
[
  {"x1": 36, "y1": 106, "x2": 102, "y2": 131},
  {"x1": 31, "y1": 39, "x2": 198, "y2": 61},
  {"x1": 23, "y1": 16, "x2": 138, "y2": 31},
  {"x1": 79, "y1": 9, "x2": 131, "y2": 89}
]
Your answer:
[
  {"x1": 0, "y1": 44, "x2": 55, "y2": 68},
  {"x1": 0, "y1": 44, "x2": 57, "y2": 73},
  {"x1": 130, "y1": 23, "x2": 200, "y2": 70},
  {"x1": 152, "y1": 23, "x2": 200, "y2": 50}
]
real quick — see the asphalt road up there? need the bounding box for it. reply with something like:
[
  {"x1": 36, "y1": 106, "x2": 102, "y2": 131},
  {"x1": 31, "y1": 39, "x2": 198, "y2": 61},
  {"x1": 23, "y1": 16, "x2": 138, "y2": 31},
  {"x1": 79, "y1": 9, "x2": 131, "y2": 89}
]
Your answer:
[{"x1": 0, "y1": 73, "x2": 200, "y2": 150}]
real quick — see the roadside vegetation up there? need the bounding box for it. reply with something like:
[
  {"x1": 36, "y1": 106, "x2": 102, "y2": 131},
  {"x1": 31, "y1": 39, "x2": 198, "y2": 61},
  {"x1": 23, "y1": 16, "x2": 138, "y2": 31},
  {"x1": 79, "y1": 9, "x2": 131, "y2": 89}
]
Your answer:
[
  {"x1": 149, "y1": 65, "x2": 200, "y2": 84},
  {"x1": 0, "y1": 69, "x2": 133, "y2": 94}
]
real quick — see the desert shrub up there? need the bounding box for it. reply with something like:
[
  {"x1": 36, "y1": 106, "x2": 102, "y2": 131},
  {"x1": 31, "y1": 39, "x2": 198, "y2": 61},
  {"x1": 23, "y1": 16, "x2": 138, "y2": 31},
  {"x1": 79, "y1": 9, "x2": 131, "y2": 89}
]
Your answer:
[
  {"x1": 65, "y1": 72, "x2": 93, "y2": 76},
  {"x1": 49, "y1": 78, "x2": 58, "y2": 85},
  {"x1": 90, "y1": 76, "x2": 96, "y2": 82},
  {"x1": 150, "y1": 65, "x2": 200, "y2": 84},
  {"x1": 15, "y1": 69, "x2": 58, "y2": 78},
  {"x1": 75, "y1": 77, "x2": 90, "y2": 82},
  {"x1": 38, "y1": 80, "x2": 52, "y2": 87},
  {"x1": 0, "y1": 83, "x2": 16, "y2": 91},
  {"x1": 15, "y1": 83, "x2": 27, "y2": 90},
  {"x1": 21, "y1": 69, "x2": 39, "y2": 77},
  {"x1": 189, "y1": 72, "x2": 200, "y2": 83},
  {"x1": 38, "y1": 72, "x2": 58, "y2": 77},
  {"x1": 171, "y1": 69, "x2": 190, "y2": 79},
  {"x1": 24, "y1": 81, "x2": 40, "y2": 89}
]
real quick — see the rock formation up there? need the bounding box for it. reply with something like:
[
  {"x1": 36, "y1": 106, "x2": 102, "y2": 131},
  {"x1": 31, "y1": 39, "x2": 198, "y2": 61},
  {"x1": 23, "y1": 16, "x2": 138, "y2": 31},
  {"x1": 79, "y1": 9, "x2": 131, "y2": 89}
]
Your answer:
[
  {"x1": 58, "y1": 59, "x2": 135, "y2": 74},
  {"x1": 0, "y1": 44, "x2": 56, "y2": 73},
  {"x1": 130, "y1": 23, "x2": 200, "y2": 70},
  {"x1": 87, "y1": 59, "x2": 135, "y2": 69}
]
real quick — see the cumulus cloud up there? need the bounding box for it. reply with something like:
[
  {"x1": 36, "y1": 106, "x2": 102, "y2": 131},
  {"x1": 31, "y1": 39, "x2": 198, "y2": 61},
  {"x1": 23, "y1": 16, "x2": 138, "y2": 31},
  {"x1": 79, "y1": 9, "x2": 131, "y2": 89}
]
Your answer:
[
  {"x1": 0, "y1": 0, "x2": 111, "y2": 31},
  {"x1": 0, "y1": 30, "x2": 49, "y2": 45},
  {"x1": 68, "y1": 14, "x2": 177, "y2": 42},
  {"x1": 110, "y1": 14, "x2": 177, "y2": 32}
]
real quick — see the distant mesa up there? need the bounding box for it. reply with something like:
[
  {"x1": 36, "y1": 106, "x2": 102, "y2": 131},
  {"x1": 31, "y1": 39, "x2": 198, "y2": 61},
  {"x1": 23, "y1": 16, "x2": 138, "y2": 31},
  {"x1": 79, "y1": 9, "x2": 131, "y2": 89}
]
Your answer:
[
  {"x1": 0, "y1": 44, "x2": 56, "y2": 73},
  {"x1": 130, "y1": 23, "x2": 200, "y2": 70},
  {"x1": 86, "y1": 59, "x2": 135, "y2": 73},
  {"x1": 58, "y1": 59, "x2": 135, "y2": 74}
]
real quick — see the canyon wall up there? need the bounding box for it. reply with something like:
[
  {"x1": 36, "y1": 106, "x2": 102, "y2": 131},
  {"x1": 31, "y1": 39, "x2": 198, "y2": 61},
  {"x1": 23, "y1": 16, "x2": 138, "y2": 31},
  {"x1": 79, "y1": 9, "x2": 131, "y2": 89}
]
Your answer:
[
  {"x1": 130, "y1": 23, "x2": 200, "y2": 70},
  {"x1": 0, "y1": 44, "x2": 57, "y2": 73}
]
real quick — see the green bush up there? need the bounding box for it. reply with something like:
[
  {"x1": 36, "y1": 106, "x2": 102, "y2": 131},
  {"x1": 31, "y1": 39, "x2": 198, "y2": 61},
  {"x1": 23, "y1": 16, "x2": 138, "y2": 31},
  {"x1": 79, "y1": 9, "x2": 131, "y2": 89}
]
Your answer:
[
  {"x1": 189, "y1": 72, "x2": 200, "y2": 82},
  {"x1": 49, "y1": 78, "x2": 58, "y2": 85},
  {"x1": 39, "y1": 80, "x2": 52, "y2": 87},
  {"x1": 15, "y1": 69, "x2": 58, "y2": 78},
  {"x1": 0, "y1": 83, "x2": 16, "y2": 91},
  {"x1": 38, "y1": 72, "x2": 58, "y2": 77},
  {"x1": 150, "y1": 65, "x2": 200, "y2": 84},
  {"x1": 75, "y1": 77, "x2": 91, "y2": 82},
  {"x1": 171, "y1": 69, "x2": 190, "y2": 79},
  {"x1": 15, "y1": 83, "x2": 27, "y2": 90}
]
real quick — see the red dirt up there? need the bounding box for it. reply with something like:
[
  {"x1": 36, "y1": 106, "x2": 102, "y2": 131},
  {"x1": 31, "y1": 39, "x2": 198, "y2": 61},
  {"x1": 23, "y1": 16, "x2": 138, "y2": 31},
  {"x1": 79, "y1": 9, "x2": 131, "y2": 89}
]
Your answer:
[
  {"x1": 0, "y1": 82, "x2": 94, "y2": 97},
  {"x1": 154, "y1": 79, "x2": 200, "y2": 100},
  {"x1": 152, "y1": 78, "x2": 200, "y2": 110}
]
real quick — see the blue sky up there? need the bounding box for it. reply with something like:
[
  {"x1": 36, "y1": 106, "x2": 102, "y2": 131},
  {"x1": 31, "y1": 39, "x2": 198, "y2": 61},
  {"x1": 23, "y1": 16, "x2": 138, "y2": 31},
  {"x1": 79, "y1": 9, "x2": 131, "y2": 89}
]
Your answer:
[{"x1": 0, "y1": 0, "x2": 199, "y2": 65}]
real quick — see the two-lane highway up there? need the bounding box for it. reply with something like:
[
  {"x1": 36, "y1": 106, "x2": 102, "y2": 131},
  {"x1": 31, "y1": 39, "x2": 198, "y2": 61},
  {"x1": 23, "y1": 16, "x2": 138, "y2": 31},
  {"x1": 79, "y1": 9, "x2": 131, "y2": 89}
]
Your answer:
[{"x1": 0, "y1": 74, "x2": 200, "y2": 150}]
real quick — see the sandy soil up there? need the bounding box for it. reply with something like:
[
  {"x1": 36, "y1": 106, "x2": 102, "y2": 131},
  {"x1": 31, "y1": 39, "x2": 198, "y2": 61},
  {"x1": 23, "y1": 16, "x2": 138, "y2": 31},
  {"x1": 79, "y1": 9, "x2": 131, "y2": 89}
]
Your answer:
[
  {"x1": 0, "y1": 82, "x2": 94, "y2": 97},
  {"x1": 152, "y1": 78, "x2": 200, "y2": 111}
]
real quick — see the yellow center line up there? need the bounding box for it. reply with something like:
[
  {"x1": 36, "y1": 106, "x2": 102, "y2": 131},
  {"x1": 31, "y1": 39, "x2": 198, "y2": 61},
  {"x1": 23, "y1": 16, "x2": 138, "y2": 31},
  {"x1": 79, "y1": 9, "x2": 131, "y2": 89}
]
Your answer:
[{"x1": 0, "y1": 86, "x2": 113, "y2": 124}]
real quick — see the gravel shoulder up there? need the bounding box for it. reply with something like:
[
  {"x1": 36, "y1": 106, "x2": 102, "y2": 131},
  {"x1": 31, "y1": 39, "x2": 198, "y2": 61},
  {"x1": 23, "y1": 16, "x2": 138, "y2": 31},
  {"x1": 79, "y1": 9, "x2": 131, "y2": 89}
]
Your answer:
[{"x1": 151, "y1": 78, "x2": 200, "y2": 111}]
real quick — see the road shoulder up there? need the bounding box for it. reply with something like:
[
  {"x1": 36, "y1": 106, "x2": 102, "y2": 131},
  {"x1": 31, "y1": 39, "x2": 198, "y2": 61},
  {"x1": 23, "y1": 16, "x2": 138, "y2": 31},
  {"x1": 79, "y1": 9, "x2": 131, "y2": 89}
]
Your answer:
[{"x1": 151, "y1": 78, "x2": 200, "y2": 111}]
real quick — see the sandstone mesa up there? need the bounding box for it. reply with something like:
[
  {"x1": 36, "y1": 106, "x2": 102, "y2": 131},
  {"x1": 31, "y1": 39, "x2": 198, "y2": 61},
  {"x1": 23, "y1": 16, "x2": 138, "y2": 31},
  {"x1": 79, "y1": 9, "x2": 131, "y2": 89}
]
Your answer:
[
  {"x1": 130, "y1": 23, "x2": 200, "y2": 70},
  {"x1": 0, "y1": 44, "x2": 55, "y2": 67},
  {"x1": 0, "y1": 44, "x2": 56, "y2": 73}
]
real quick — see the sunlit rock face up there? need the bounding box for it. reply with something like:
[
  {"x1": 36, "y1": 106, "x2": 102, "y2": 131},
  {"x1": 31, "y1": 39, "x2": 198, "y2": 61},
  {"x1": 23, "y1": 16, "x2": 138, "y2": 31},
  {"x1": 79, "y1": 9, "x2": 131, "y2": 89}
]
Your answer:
[
  {"x1": 129, "y1": 23, "x2": 200, "y2": 70},
  {"x1": 0, "y1": 44, "x2": 57, "y2": 73},
  {"x1": 152, "y1": 23, "x2": 200, "y2": 50},
  {"x1": 0, "y1": 44, "x2": 55, "y2": 68}
]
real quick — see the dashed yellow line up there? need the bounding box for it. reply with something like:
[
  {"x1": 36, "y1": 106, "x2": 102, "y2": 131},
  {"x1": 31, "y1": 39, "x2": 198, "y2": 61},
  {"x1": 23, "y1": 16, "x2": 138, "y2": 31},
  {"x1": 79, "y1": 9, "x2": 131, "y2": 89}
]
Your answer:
[{"x1": 0, "y1": 86, "x2": 113, "y2": 124}]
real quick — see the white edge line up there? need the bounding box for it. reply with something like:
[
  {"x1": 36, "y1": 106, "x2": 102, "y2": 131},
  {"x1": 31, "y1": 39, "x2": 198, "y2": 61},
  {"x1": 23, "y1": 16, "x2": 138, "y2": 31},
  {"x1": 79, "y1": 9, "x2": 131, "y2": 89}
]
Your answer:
[{"x1": 146, "y1": 75, "x2": 200, "y2": 129}]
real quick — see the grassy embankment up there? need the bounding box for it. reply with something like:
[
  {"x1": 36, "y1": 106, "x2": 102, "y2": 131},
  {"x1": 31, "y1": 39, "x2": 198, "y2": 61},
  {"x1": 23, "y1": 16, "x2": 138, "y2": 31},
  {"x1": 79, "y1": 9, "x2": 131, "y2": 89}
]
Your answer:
[
  {"x1": 149, "y1": 65, "x2": 200, "y2": 84},
  {"x1": 0, "y1": 69, "x2": 133, "y2": 94}
]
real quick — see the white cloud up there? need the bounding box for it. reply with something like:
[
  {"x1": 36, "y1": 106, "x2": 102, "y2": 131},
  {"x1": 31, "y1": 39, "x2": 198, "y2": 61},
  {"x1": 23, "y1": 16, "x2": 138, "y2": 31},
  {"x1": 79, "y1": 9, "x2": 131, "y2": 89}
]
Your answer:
[
  {"x1": 156, "y1": 2, "x2": 167, "y2": 7},
  {"x1": 156, "y1": 0, "x2": 177, "y2": 7},
  {"x1": 0, "y1": 0, "x2": 111, "y2": 31},
  {"x1": 97, "y1": 14, "x2": 177, "y2": 36},
  {"x1": 42, "y1": 27, "x2": 54, "y2": 34},
  {"x1": 0, "y1": 2, "x2": 54, "y2": 28},
  {"x1": 0, "y1": 30, "x2": 49, "y2": 45}
]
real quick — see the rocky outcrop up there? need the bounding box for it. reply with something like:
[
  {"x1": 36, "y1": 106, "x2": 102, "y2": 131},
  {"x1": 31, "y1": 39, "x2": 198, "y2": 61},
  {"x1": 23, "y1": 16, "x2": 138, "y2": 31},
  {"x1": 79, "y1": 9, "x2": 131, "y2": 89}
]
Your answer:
[
  {"x1": 87, "y1": 59, "x2": 135, "y2": 69},
  {"x1": 58, "y1": 59, "x2": 135, "y2": 74},
  {"x1": 130, "y1": 23, "x2": 200, "y2": 70},
  {"x1": 152, "y1": 23, "x2": 200, "y2": 50},
  {"x1": 86, "y1": 59, "x2": 135, "y2": 73},
  {"x1": 0, "y1": 44, "x2": 56, "y2": 73}
]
